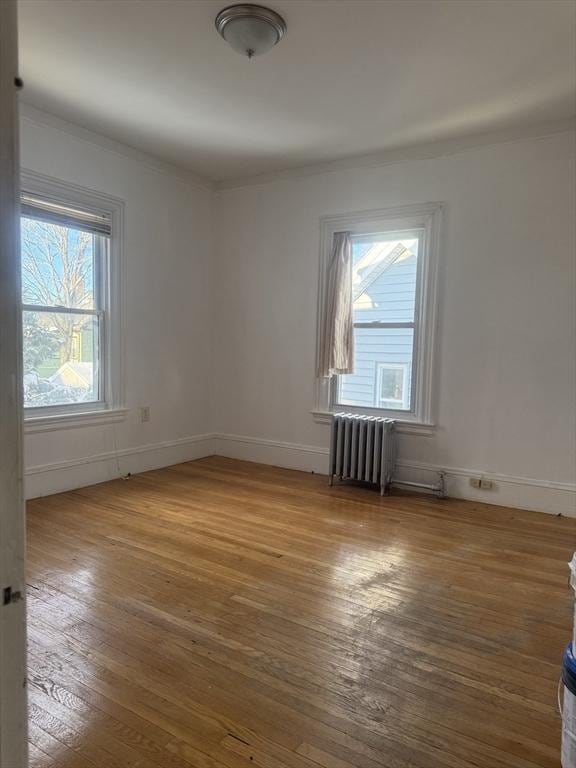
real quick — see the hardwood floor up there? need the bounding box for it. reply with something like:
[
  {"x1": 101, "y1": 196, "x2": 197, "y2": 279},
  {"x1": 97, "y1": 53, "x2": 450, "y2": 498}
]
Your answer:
[{"x1": 26, "y1": 457, "x2": 576, "y2": 768}]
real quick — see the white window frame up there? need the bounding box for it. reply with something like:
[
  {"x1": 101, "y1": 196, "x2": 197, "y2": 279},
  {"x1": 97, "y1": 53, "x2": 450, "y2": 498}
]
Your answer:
[
  {"x1": 313, "y1": 203, "x2": 443, "y2": 435},
  {"x1": 21, "y1": 170, "x2": 126, "y2": 433}
]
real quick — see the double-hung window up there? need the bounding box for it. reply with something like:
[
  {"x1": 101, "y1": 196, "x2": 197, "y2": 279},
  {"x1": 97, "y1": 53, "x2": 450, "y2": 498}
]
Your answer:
[
  {"x1": 314, "y1": 204, "x2": 442, "y2": 431},
  {"x1": 20, "y1": 173, "x2": 124, "y2": 427},
  {"x1": 337, "y1": 229, "x2": 421, "y2": 413}
]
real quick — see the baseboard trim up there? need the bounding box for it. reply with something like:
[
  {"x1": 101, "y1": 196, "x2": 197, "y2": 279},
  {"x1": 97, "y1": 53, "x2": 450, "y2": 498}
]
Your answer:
[
  {"x1": 25, "y1": 430, "x2": 576, "y2": 517},
  {"x1": 393, "y1": 460, "x2": 576, "y2": 517},
  {"x1": 214, "y1": 432, "x2": 329, "y2": 474},
  {"x1": 25, "y1": 434, "x2": 215, "y2": 499},
  {"x1": 213, "y1": 433, "x2": 576, "y2": 517}
]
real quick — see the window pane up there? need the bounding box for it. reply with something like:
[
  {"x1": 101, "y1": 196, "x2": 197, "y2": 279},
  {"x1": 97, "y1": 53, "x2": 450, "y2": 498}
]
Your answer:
[
  {"x1": 21, "y1": 217, "x2": 96, "y2": 309},
  {"x1": 337, "y1": 328, "x2": 413, "y2": 411},
  {"x1": 352, "y1": 236, "x2": 419, "y2": 323},
  {"x1": 23, "y1": 311, "x2": 99, "y2": 408}
]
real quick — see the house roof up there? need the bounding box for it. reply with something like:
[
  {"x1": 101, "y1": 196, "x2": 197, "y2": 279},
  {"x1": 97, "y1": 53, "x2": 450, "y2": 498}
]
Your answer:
[
  {"x1": 50, "y1": 362, "x2": 93, "y2": 388},
  {"x1": 353, "y1": 242, "x2": 414, "y2": 302}
]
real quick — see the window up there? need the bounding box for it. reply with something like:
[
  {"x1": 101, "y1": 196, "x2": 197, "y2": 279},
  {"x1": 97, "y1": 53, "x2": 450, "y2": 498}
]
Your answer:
[
  {"x1": 376, "y1": 362, "x2": 410, "y2": 410},
  {"x1": 21, "y1": 210, "x2": 105, "y2": 409},
  {"x1": 20, "y1": 172, "x2": 125, "y2": 427},
  {"x1": 336, "y1": 230, "x2": 419, "y2": 412},
  {"x1": 314, "y1": 203, "x2": 442, "y2": 431}
]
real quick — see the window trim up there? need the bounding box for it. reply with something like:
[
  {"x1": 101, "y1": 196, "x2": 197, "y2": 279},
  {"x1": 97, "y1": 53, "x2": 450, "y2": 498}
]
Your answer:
[
  {"x1": 313, "y1": 202, "x2": 443, "y2": 434},
  {"x1": 20, "y1": 170, "x2": 126, "y2": 431}
]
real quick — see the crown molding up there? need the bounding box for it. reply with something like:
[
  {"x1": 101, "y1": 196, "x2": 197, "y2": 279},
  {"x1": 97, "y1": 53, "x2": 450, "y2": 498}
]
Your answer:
[
  {"x1": 215, "y1": 117, "x2": 576, "y2": 192},
  {"x1": 19, "y1": 102, "x2": 214, "y2": 192},
  {"x1": 19, "y1": 102, "x2": 575, "y2": 195}
]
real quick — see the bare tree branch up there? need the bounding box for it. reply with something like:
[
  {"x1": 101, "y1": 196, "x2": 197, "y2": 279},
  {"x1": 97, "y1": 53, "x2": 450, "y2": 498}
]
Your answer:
[{"x1": 21, "y1": 218, "x2": 95, "y2": 362}]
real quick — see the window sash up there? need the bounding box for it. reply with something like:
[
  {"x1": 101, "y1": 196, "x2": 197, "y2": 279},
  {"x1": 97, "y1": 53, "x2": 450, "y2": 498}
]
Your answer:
[
  {"x1": 332, "y1": 326, "x2": 416, "y2": 414},
  {"x1": 22, "y1": 304, "x2": 102, "y2": 317},
  {"x1": 20, "y1": 222, "x2": 107, "y2": 311},
  {"x1": 22, "y1": 309, "x2": 105, "y2": 408},
  {"x1": 21, "y1": 220, "x2": 108, "y2": 411}
]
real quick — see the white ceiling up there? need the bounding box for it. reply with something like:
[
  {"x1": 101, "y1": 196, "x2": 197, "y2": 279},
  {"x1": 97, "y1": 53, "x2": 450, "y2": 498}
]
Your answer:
[{"x1": 18, "y1": 0, "x2": 576, "y2": 183}]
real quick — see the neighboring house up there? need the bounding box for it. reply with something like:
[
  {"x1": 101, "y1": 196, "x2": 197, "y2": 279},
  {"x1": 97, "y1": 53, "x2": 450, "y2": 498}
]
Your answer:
[
  {"x1": 35, "y1": 326, "x2": 94, "y2": 380},
  {"x1": 339, "y1": 241, "x2": 417, "y2": 410},
  {"x1": 49, "y1": 361, "x2": 93, "y2": 390}
]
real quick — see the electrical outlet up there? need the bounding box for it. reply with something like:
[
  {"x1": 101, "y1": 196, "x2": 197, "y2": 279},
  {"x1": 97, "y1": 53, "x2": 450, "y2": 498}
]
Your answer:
[
  {"x1": 480, "y1": 478, "x2": 494, "y2": 490},
  {"x1": 469, "y1": 477, "x2": 481, "y2": 489},
  {"x1": 139, "y1": 406, "x2": 151, "y2": 423}
]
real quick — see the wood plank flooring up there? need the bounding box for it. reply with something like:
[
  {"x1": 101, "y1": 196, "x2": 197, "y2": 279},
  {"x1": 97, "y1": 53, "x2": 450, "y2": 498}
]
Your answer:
[{"x1": 26, "y1": 456, "x2": 576, "y2": 768}]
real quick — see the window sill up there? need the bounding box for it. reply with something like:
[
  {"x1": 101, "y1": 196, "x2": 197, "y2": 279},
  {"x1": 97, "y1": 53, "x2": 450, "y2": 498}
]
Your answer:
[
  {"x1": 24, "y1": 407, "x2": 128, "y2": 434},
  {"x1": 311, "y1": 410, "x2": 436, "y2": 435}
]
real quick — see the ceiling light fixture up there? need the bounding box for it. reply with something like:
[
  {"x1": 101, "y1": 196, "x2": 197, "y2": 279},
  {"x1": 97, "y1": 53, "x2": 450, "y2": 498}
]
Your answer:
[{"x1": 215, "y1": 4, "x2": 286, "y2": 59}]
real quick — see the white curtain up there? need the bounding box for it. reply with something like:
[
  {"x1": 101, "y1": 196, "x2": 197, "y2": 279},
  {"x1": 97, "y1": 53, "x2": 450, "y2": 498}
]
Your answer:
[{"x1": 318, "y1": 231, "x2": 355, "y2": 377}]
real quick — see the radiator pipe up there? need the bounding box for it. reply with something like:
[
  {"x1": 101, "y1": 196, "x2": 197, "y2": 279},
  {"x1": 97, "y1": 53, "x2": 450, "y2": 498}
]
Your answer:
[
  {"x1": 391, "y1": 472, "x2": 446, "y2": 499},
  {"x1": 330, "y1": 472, "x2": 447, "y2": 498}
]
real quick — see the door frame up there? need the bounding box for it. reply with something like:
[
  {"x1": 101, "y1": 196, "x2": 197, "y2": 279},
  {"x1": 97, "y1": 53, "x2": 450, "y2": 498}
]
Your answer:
[{"x1": 0, "y1": 1, "x2": 28, "y2": 765}]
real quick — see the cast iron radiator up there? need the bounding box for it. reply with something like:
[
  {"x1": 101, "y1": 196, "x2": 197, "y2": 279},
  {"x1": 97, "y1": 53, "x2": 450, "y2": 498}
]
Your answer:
[{"x1": 328, "y1": 412, "x2": 397, "y2": 496}]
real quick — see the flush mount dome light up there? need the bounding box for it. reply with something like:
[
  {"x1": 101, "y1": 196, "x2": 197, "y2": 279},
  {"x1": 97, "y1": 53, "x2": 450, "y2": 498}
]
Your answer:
[{"x1": 215, "y1": 4, "x2": 286, "y2": 58}]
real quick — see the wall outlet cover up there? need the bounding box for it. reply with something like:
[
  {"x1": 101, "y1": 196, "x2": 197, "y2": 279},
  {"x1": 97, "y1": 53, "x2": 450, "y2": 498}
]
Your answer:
[{"x1": 140, "y1": 406, "x2": 151, "y2": 423}]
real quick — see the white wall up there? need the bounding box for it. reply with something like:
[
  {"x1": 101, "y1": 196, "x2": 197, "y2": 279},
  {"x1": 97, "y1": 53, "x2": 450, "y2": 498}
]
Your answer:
[
  {"x1": 212, "y1": 132, "x2": 576, "y2": 515},
  {"x1": 21, "y1": 109, "x2": 215, "y2": 497},
  {"x1": 21, "y1": 110, "x2": 575, "y2": 516}
]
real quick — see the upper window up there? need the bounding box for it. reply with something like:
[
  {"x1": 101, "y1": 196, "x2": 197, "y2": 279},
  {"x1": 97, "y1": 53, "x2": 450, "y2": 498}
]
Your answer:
[
  {"x1": 20, "y1": 172, "x2": 124, "y2": 424},
  {"x1": 314, "y1": 203, "x2": 442, "y2": 428}
]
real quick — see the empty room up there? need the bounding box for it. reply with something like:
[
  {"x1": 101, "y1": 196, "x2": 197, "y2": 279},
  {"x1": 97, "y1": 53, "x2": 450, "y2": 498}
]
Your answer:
[{"x1": 1, "y1": 0, "x2": 576, "y2": 766}]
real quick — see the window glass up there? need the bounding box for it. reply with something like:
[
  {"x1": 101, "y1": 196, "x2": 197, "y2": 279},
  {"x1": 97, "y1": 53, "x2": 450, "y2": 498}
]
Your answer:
[
  {"x1": 336, "y1": 233, "x2": 419, "y2": 411},
  {"x1": 21, "y1": 215, "x2": 103, "y2": 409},
  {"x1": 21, "y1": 217, "x2": 96, "y2": 309},
  {"x1": 22, "y1": 311, "x2": 99, "y2": 407}
]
